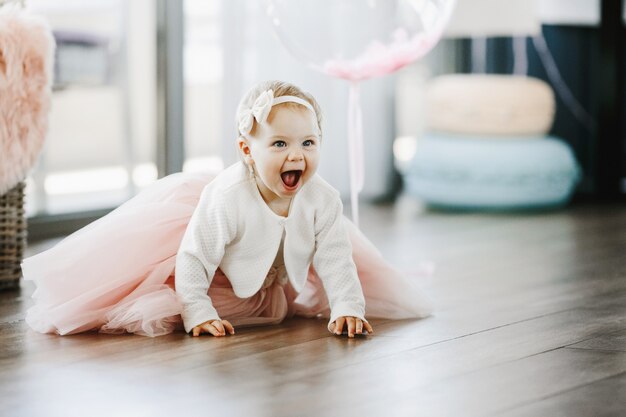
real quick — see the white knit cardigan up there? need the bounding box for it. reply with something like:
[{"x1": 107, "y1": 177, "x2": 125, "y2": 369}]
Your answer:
[{"x1": 175, "y1": 162, "x2": 367, "y2": 333}]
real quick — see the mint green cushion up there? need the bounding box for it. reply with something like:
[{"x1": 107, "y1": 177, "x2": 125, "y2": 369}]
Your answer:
[{"x1": 402, "y1": 134, "x2": 581, "y2": 210}]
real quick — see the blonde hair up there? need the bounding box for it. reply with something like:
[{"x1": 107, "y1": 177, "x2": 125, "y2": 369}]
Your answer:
[{"x1": 235, "y1": 80, "x2": 323, "y2": 140}]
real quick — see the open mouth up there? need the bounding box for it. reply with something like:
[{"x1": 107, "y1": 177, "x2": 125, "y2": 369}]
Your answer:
[{"x1": 280, "y1": 170, "x2": 303, "y2": 189}]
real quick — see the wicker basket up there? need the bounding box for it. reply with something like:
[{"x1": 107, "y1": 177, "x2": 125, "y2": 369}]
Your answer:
[{"x1": 0, "y1": 181, "x2": 27, "y2": 290}]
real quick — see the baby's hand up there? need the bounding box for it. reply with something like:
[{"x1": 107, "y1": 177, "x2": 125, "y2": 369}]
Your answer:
[
  {"x1": 330, "y1": 316, "x2": 374, "y2": 338},
  {"x1": 191, "y1": 319, "x2": 235, "y2": 337}
]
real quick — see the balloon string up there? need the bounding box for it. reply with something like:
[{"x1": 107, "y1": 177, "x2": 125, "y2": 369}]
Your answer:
[
  {"x1": 347, "y1": 81, "x2": 364, "y2": 227},
  {"x1": 354, "y1": 83, "x2": 364, "y2": 192}
]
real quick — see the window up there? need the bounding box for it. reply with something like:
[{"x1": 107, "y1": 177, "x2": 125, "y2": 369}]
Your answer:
[{"x1": 25, "y1": 0, "x2": 158, "y2": 216}]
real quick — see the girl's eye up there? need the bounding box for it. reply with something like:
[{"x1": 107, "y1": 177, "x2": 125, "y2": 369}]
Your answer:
[
  {"x1": 303, "y1": 139, "x2": 315, "y2": 146},
  {"x1": 273, "y1": 141, "x2": 286, "y2": 148}
]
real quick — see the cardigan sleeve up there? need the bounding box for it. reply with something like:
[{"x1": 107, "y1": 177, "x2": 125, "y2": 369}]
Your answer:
[
  {"x1": 312, "y1": 195, "x2": 367, "y2": 332},
  {"x1": 175, "y1": 186, "x2": 236, "y2": 333}
]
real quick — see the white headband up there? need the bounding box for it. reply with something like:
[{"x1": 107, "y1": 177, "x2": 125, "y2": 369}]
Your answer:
[{"x1": 238, "y1": 89, "x2": 316, "y2": 136}]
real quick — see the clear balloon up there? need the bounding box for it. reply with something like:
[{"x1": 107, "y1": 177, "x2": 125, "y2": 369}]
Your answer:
[
  {"x1": 266, "y1": 0, "x2": 456, "y2": 226},
  {"x1": 266, "y1": 0, "x2": 456, "y2": 81}
]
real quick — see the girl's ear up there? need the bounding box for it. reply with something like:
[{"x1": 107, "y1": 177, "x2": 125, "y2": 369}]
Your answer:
[{"x1": 238, "y1": 136, "x2": 252, "y2": 157}]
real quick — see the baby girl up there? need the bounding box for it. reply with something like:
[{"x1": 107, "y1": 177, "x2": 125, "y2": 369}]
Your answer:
[{"x1": 176, "y1": 80, "x2": 374, "y2": 338}]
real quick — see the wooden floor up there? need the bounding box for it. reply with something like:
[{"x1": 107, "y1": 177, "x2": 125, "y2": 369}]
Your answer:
[{"x1": 1, "y1": 196, "x2": 625, "y2": 417}]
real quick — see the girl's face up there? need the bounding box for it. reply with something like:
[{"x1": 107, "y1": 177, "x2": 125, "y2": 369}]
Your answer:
[{"x1": 239, "y1": 105, "x2": 321, "y2": 205}]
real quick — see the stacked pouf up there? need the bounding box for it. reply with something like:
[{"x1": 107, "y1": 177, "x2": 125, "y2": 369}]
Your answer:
[{"x1": 401, "y1": 75, "x2": 581, "y2": 210}]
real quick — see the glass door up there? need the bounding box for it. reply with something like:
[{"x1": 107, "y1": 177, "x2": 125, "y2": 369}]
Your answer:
[{"x1": 182, "y1": 0, "x2": 224, "y2": 174}]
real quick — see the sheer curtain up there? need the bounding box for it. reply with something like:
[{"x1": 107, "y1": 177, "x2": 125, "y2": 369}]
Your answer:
[{"x1": 219, "y1": 1, "x2": 397, "y2": 200}]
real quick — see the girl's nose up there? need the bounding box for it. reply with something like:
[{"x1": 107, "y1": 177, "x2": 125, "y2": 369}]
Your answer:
[{"x1": 288, "y1": 150, "x2": 304, "y2": 161}]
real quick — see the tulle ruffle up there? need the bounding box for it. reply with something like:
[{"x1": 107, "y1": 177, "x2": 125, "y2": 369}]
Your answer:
[{"x1": 22, "y1": 171, "x2": 433, "y2": 337}]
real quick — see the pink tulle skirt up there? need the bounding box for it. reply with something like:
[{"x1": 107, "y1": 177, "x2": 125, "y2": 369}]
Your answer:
[{"x1": 22, "y1": 171, "x2": 433, "y2": 337}]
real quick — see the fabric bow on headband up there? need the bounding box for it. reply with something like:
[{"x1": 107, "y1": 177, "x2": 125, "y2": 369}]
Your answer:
[
  {"x1": 238, "y1": 89, "x2": 316, "y2": 136},
  {"x1": 238, "y1": 89, "x2": 274, "y2": 136}
]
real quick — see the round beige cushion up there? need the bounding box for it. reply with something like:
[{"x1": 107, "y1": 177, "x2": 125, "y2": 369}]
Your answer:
[{"x1": 425, "y1": 75, "x2": 555, "y2": 136}]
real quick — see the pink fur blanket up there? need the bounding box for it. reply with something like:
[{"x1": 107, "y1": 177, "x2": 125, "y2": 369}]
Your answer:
[{"x1": 0, "y1": 10, "x2": 54, "y2": 195}]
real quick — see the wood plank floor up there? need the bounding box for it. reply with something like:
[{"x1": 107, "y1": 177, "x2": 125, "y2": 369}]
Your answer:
[{"x1": 1, "y1": 196, "x2": 625, "y2": 417}]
